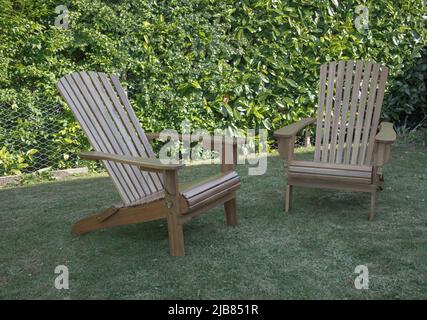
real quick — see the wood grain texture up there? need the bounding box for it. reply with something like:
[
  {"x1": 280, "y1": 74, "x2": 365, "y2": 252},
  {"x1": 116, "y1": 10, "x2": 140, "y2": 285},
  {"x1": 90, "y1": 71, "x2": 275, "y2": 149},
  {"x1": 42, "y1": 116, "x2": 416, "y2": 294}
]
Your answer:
[
  {"x1": 336, "y1": 60, "x2": 355, "y2": 164},
  {"x1": 366, "y1": 67, "x2": 389, "y2": 163},
  {"x1": 344, "y1": 60, "x2": 364, "y2": 164},
  {"x1": 351, "y1": 61, "x2": 373, "y2": 164},
  {"x1": 359, "y1": 64, "x2": 380, "y2": 164},
  {"x1": 314, "y1": 64, "x2": 328, "y2": 161},
  {"x1": 321, "y1": 61, "x2": 337, "y2": 162},
  {"x1": 329, "y1": 60, "x2": 346, "y2": 163}
]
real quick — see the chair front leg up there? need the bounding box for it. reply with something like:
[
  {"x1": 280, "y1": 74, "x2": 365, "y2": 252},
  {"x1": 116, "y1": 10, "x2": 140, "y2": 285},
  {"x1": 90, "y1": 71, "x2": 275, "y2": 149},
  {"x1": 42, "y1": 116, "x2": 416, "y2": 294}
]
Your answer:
[
  {"x1": 373, "y1": 142, "x2": 392, "y2": 167},
  {"x1": 163, "y1": 170, "x2": 185, "y2": 257},
  {"x1": 277, "y1": 136, "x2": 296, "y2": 212},
  {"x1": 372, "y1": 166, "x2": 384, "y2": 191}
]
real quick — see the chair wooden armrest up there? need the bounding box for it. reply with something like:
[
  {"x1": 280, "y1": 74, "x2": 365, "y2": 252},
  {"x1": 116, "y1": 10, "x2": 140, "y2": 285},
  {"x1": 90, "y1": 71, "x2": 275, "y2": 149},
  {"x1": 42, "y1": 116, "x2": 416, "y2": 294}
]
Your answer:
[
  {"x1": 375, "y1": 122, "x2": 396, "y2": 144},
  {"x1": 274, "y1": 118, "x2": 316, "y2": 138},
  {"x1": 80, "y1": 151, "x2": 184, "y2": 172},
  {"x1": 373, "y1": 122, "x2": 396, "y2": 166},
  {"x1": 273, "y1": 118, "x2": 316, "y2": 162}
]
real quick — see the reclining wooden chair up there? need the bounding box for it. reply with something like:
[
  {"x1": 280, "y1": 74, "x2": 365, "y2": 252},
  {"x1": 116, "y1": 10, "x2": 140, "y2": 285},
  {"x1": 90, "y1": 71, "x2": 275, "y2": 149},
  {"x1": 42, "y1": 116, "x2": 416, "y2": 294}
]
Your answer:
[
  {"x1": 274, "y1": 60, "x2": 396, "y2": 220},
  {"x1": 57, "y1": 71, "x2": 240, "y2": 256}
]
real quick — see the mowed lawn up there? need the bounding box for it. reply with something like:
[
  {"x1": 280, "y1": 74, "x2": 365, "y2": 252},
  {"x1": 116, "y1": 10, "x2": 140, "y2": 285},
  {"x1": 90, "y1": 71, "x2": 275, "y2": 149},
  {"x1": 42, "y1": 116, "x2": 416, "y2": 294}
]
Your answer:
[{"x1": 0, "y1": 145, "x2": 426, "y2": 299}]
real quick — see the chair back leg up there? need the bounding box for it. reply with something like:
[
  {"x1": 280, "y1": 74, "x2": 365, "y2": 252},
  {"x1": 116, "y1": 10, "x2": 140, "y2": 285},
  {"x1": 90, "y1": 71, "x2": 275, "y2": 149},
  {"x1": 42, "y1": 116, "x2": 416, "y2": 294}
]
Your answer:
[
  {"x1": 224, "y1": 196, "x2": 238, "y2": 226},
  {"x1": 167, "y1": 214, "x2": 185, "y2": 256},
  {"x1": 370, "y1": 190, "x2": 377, "y2": 221},
  {"x1": 285, "y1": 184, "x2": 293, "y2": 212}
]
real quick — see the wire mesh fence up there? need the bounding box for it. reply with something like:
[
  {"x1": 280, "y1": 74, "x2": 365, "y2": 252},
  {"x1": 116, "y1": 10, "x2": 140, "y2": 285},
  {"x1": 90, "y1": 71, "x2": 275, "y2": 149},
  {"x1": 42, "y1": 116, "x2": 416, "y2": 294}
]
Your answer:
[{"x1": 0, "y1": 101, "x2": 90, "y2": 177}]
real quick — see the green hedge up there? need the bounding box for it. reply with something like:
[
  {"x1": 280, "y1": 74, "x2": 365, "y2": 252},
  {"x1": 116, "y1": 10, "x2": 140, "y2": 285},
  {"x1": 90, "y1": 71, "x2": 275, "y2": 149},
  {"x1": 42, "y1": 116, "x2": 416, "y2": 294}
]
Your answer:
[{"x1": 0, "y1": 0, "x2": 426, "y2": 175}]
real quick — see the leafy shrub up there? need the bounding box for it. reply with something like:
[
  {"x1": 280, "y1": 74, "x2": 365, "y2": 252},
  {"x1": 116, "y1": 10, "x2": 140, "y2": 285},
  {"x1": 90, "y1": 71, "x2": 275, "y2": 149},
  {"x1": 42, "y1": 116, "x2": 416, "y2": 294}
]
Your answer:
[
  {"x1": 383, "y1": 48, "x2": 427, "y2": 127},
  {"x1": 0, "y1": 0, "x2": 426, "y2": 174},
  {"x1": 0, "y1": 147, "x2": 37, "y2": 175}
]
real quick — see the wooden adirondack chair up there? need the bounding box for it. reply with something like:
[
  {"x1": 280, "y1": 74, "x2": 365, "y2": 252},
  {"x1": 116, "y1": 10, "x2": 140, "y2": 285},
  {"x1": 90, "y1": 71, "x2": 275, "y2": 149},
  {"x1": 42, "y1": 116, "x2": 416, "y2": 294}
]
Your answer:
[
  {"x1": 57, "y1": 71, "x2": 240, "y2": 256},
  {"x1": 274, "y1": 60, "x2": 397, "y2": 220}
]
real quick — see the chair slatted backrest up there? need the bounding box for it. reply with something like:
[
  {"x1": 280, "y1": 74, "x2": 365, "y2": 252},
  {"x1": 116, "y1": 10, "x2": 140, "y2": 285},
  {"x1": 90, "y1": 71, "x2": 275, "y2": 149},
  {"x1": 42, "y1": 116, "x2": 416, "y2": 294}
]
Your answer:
[
  {"x1": 314, "y1": 60, "x2": 388, "y2": 166},
  {"x1": 57, "y1": 71, "x2": 163, "y2": 205}
]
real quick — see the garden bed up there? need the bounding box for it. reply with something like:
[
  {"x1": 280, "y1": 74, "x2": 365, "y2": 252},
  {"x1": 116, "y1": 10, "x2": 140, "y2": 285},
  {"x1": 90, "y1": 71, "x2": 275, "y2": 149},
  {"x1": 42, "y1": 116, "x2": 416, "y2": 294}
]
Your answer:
[{"x1": 0, "y1": 167, "x2": 88, "y2": 187}]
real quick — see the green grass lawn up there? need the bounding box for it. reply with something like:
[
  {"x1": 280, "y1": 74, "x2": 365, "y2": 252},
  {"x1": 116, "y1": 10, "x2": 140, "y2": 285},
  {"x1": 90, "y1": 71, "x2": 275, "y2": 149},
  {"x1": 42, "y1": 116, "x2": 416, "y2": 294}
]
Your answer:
[{"x1": 1, "y1": 145, "x2": 426, "y2": 299}]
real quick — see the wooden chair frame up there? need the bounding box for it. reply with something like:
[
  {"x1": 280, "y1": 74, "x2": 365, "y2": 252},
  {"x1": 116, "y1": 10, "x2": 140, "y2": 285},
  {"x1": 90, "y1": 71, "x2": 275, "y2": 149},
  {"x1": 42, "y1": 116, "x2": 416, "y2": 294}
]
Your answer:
[
  {"x1": 57, "y1": 71, "x2": 241, "y2": 256},
  {"x1": 75, "y1": 145, "x2": 239, "y2": 257}
]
